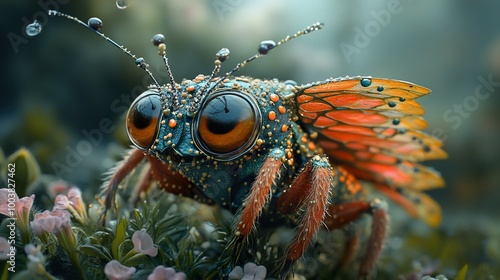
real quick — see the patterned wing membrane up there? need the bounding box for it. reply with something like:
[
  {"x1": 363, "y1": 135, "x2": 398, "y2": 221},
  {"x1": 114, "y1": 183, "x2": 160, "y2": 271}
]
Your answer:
[{"x1": 297, "y1": 76, "x2": 447, "y2": 211}]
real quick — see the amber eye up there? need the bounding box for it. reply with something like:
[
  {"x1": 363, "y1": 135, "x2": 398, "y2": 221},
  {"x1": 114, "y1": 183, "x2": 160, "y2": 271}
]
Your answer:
[
  {"x1": 193, "y1": 91, "x2": 261, "y2": 160},
  {"x1": 126, "y1": 91, "x2": 162, "y2": 150}
]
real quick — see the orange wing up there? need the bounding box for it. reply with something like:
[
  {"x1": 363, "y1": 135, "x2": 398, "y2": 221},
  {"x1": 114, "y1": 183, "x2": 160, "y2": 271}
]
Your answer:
[{"x1": 297, "y1": 76, "x2": 447, "y2": 193}]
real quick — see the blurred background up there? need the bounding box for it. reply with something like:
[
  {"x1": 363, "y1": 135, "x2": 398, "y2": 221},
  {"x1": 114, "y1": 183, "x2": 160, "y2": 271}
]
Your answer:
[{"x1": 1, "y1": 0, "x2": 500, "y2": 278}]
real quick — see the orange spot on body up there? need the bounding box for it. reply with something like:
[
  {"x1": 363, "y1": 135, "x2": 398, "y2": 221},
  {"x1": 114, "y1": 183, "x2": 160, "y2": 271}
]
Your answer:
[
  {"x1": 187, "y1": 86, "x2": 195, "y2": 92},
  {"x1": 268, "y1": 111, "x2": 276, "y2": 121},
  {"x1": 270, "y1": 93, "x2": 279, "y2": 102},
  {"x1": 307, "y1": 142, "x2": 316, "y2": 150},
  {"x1": 168, "y1": 119, "x2": 177, "y2": 128},
  {"x1": 278, "y1": 106, "x2": 286, "y2": 114},
  {"x1": 281, "y1": 125, "x2": 288, "y2": 133}
]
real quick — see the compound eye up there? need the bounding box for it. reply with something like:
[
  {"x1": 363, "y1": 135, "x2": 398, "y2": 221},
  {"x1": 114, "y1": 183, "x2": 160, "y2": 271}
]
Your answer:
[
  {"x1": 126, "y1": 91, "x2": 162, "y2": 150},
  {"x1": 194, "y1": 91, "x2": 261, "y2": 160}
]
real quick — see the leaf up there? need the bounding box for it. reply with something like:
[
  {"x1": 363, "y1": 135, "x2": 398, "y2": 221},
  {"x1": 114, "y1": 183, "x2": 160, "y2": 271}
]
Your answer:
[
  {"x1": 112, "y1": 217, "x2": 128, "y2": 260},
  {"x1": 0, "y1": 147, "x2": 4, "y2": 167},
  {"x1": 2, "y1": 148, "x2": 41, "y2": 197},
  {"x1": 455, "y1": 264, "x2": 468, "y2": 280},
  {"x1": 79, "y1": 245, "x2": 111, "y2": 261}
]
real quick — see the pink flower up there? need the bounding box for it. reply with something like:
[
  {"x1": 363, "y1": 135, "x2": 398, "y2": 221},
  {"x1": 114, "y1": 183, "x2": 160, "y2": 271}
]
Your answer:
[
  {"x1": 132, "y1": 231, "x2": 158, "y2": 257},
  {"x1": 31, "y1": 210, "x2": 71, "y2": 235},
  {"x1": 0, "y1": 188, "x2": 17, "y2": 217},
  {"x1": 0, "y1": 188, "x2": 35, "y2": 244},
  {"x1": 52, "y1": 187, "x2": 88, "y2": 225},
  {"x1": 47, "y1": 181, "x2": 71, "y2": 198},
  {"x1": 16, "y1": 195, "x2": 35, "y2": 218},
  {"x1": 68, "y1": 187, "x2": 86, "y2": 214},
  {"x1": 104, "y1": 260, "x2": 136, "y2": 280},
  {"x1": 147, "y1": 266, "x2": 186, "y2": 280},
  {"x1": 53, "y1": 194, "x2": 71, "y2": 210},
  {"x1": 0, "y1": 188, "x2": 34, "y2": 220}
]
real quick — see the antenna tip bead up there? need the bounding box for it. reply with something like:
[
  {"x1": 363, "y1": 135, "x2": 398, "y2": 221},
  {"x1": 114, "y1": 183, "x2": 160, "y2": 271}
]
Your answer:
[{"x1": 151, "y1": 34, "x2": 165, "y2": 46}]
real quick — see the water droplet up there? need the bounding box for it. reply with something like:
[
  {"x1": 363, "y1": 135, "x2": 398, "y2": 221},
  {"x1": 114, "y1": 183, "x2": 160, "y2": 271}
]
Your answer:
[
  {"x1": 258, "y1": 40, "x2": 276, "y2": 55},
  {"x1": 25, "y1": 20, "x2": 42, "y2": 37},
  {"x1": 116, "y1": 0, "x2": 129, "y2": 9},
  {"x1": 88, "y1": 17, "x2": 103, "y2": 31},
  {"x1": 377, "y1": 86, "x2": 384, "y2": 92},
  {"x1": 360, "y1": 78, "x2": 371, "y2": 87},
  {"x1": 388, "y1": 101, "x2": 396, "y2": 107}
]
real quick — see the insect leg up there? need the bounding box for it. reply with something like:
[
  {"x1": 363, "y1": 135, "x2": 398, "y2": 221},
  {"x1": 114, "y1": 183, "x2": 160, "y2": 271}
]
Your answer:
[
  {"x1": 276, "y1": 155, "x2": 333, "y2": 274},
  {"x1": 102, "y1": 148, "x2": 146, "y2": 214},
  {"x1": 220, "y1": 150, "x2": 284, "y2": 273},
  {"x1": 324, "y1": 199, "x2": 388, "y2": 278},
  {"x1": 145, "y1": 155, "x2": 213, "y2": 204},
  {"x1": 235, "y1": 150, "x2": 284, "y2": 238}
]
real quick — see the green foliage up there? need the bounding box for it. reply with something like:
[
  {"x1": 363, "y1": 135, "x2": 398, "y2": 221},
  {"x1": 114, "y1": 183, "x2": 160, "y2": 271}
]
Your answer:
[
  {"x1": 1, "y1": 148, "x2": 41, "y2": 197},
  {"x1": 1, "y1": 147, "x2": 498, "y2": 279}
]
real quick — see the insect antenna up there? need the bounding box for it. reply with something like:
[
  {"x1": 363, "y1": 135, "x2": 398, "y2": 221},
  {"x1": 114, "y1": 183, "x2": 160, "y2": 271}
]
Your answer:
[
  {"x1": 226, "y1": 22, "x2": 324, "y2": 79},
  {"x1": 188, "y1": 22, "x2": 324, "y2": 115},
  {"x1": 45, "y1": 10, "x2": 169, "y2": 94},
  {"x1": 151, "y1": 34, "x2": 181, "y2": 109},
  {"x1": 188, "y1": 47, "x2": 230, "y2": 115}
]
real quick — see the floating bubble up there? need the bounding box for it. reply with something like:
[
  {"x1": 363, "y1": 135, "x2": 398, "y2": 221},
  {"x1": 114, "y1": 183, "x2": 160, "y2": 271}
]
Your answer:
[
  {"x1": 116, "y1": 0, "x2": 129, "y2": 9},
  {"x1": 26, "y1": 20, "x2": 42, "y2": 37}
]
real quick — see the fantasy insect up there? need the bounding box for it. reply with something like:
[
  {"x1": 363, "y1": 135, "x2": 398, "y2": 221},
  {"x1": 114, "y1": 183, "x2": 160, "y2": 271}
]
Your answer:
[{"x1": 38, "y1": 10, "x2": 446, "y2": 279}]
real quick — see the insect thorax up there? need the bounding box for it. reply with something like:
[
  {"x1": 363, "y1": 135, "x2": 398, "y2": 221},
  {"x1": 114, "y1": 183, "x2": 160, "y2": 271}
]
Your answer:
[{"x1": 145, "y1": 76, "x2": 318, "y2": 210}]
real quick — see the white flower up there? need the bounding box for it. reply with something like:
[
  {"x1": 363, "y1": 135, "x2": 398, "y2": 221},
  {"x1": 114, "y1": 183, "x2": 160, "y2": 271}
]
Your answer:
[
  {"x1": 228, "y1": 262, "x2": 268, "y2": 280},
  {"x1": 104, "y1": 260, "x2": 136, "y2": 280},
  {"x1": 147, "y1": 265, "x2": 186, "y2": 280},
  {"x1": 132, "y1": 231, "x2": 158, "y2": 257}
]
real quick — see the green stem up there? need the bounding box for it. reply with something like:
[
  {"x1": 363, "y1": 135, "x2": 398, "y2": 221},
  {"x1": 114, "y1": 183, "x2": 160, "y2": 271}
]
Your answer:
[{"x1": 68, "y1": 253, "x2": 86, "y2": 280}]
